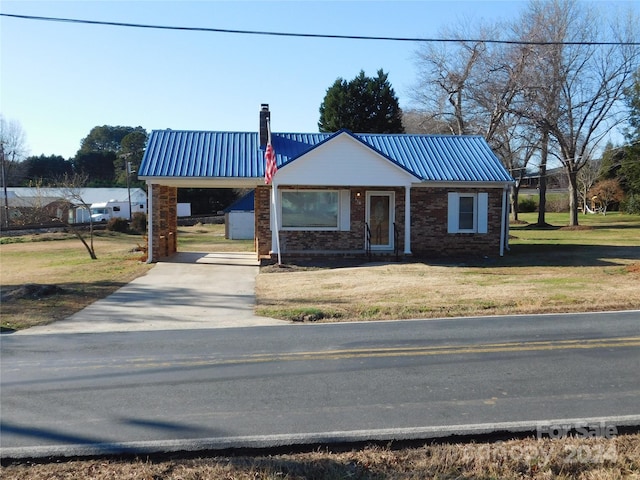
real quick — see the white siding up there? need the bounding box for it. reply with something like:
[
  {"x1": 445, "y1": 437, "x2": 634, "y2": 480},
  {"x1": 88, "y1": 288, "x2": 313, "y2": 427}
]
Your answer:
[
  {"x1": 228, "y1": 211, "x2": 255, "y2": 239},
  {"x1": 276, "y1": 133, "x2": 417, "y2": 186}
]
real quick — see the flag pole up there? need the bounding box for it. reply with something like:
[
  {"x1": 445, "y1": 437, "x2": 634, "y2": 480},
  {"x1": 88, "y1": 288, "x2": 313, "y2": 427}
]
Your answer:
[{"x1": 267, "y1": 119, "x2": 282, "y2": 265}]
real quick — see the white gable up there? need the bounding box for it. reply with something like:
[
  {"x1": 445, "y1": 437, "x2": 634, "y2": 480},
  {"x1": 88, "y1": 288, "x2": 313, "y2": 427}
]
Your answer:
[{"x1": 275, "y1": 132, "x2": 418, "y2": 186}]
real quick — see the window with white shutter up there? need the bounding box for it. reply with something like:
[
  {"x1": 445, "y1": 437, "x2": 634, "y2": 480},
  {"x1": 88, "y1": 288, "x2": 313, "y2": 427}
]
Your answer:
[{"x1": 447, "y1": 192, "x2": 489, "y2": 234}]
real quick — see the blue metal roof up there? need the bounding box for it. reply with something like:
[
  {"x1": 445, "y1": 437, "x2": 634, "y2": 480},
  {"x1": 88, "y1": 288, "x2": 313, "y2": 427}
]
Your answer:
[
  {"x1": 223, "y1": 189, "x2": 255, "y2": 212},
  {"x1": 139, "y1": 129, "x2": 513, "y2": 183}
]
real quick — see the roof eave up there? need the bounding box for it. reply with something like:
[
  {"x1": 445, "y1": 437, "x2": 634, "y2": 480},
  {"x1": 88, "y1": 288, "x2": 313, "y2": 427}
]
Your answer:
[
  {"x1": 415, "y1": 180, "x2": 515, "y2": 188},
  {"x1": 139, "y1": 176, "x2": 263, "y2": 188}
]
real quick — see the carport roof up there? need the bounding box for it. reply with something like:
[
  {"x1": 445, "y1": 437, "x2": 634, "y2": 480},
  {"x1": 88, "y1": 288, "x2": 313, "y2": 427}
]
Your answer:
[{"x1": 139, "y1": 129, "x2": 514, "y2": 184}]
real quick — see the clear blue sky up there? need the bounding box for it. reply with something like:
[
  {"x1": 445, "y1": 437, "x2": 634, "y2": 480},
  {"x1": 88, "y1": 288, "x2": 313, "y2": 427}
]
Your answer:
[{"x1": 0, "y1": 0, "x2": 632, "y2": 159}]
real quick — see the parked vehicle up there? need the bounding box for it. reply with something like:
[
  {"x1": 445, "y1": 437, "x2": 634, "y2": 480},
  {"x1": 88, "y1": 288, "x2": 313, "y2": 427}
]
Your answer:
[{"x1": 90, "y1": 200, "x2": 138, "y2": 222}]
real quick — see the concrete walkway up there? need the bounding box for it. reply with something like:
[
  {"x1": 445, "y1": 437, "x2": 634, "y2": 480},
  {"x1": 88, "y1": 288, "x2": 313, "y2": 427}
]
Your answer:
[{"x1": 18, "y1": 252, "x2": 285, "y2": 335}]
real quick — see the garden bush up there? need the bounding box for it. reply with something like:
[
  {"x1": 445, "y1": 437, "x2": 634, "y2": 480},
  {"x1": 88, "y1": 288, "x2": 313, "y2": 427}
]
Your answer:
[
  {"x1": 130, "y1": 212, "x2": 147, "y2": 234},
  {"x1": 621, "y1": 194, "x2": 640, "y2": 214},
  {"x1": 518, "y1": 197, "x2": 537, "y2": 213},
  {"x1": 106, "y1": 217, "x2": 129, "y2": 233}
]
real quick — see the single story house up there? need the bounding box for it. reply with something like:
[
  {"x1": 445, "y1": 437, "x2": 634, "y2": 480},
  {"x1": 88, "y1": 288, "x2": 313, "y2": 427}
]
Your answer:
[{"x1": 139, "y1": 105, "x2": 514, "y2": 263}]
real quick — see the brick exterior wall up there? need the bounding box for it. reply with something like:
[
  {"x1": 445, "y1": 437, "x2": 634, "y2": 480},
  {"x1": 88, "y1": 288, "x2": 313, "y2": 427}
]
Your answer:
[
  {"x1": 255, "y1": 185, "x2": 504, "y2": 262},
  {"x1": 410, "y1": 187, "x2": 503, "y2": 258},
  {"x1": 150, "y1": 184, "x2": 178, "y2": 262},
  {"x1": 256, "y1": 186, "x2": 406, "y2": 260},
  {"x1": 255, "y1": 186, "x2": 271, "y2": 259}
]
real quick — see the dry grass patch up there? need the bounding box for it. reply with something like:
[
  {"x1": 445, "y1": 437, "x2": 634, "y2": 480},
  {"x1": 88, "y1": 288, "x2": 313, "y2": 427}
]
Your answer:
[
  {"x1": 177, "y1": 223, "x2": 254, "y2": 253},
  {"x1": 257, "y1": 213, "x2": 640, "y2": 322},
  {"x1": 1, "y1": 231, "x2": 152, "y2": 330},
  {"x1": 2, "y1": 434, "x2": 638, "y2": 479},
  {"x1": 256, "y1": 261, "x2": 640, "y2": 321}
]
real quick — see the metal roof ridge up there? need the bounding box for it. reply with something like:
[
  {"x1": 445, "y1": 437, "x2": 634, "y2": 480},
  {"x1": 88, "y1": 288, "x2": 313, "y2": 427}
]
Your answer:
[{"x1": 150, "y1": 130, "x2": 487, "y2": 139}]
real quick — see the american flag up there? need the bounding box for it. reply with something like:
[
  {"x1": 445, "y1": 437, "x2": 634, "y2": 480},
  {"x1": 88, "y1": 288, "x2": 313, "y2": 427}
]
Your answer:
[{"x1": 264, "y1": 142, "x2": 277, "y2": 185}]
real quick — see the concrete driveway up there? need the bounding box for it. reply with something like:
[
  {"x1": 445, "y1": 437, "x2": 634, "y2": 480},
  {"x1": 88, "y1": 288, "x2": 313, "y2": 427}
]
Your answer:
[{"x1": 18, "y1": 252, "x2": 285, "y2": 335}]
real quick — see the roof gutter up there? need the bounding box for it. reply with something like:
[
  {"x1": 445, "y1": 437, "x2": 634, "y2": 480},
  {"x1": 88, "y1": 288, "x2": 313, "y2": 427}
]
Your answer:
[{"x1": 416, "y1": 180, "x2": 515, "y2": 189}]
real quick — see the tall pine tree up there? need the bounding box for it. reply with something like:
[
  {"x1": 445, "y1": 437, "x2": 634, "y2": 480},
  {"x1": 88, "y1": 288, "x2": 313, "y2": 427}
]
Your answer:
[{"x1": 318, "y1": 69, "x2": 404, "y2": 133}]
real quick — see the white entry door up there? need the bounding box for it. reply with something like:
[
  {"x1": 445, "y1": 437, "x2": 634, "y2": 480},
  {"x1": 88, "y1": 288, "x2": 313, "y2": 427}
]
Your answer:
[{"x1": 366, "y1": 192, "x2": 395, "y2": 250}]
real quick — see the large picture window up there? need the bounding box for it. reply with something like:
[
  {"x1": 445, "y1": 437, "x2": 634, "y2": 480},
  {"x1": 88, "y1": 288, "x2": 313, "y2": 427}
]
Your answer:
[{"x1": 281, "y1": 190, "x2": 339, "y2": 229}]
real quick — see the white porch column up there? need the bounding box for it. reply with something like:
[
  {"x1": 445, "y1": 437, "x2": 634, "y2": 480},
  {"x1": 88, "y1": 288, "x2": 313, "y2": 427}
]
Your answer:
[
  {"x1": 270, "y1": 182, "x2": 282, "y2": 264},
  {"x1": 404, "y1": 184, "x2": 411, "y2": 254}
]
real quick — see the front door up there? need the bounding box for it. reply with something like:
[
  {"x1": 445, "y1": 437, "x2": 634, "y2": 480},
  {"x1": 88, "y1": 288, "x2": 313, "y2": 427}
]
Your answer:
[{"x1": 366, "y1": 192, "x2": 395, "y2": 250}]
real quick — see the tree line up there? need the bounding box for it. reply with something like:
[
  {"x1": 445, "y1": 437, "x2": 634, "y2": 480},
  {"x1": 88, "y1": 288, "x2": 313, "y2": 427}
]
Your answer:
[{"x1": 2, "y1": 125, "x2": 147, "y2": 188}]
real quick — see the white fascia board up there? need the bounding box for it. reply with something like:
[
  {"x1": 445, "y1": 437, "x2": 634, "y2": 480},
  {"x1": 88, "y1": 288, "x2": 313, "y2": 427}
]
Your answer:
[
  {"x1": 138, "y1": 177, "x2": 262, "y2": 188},
  {"x1": 277, "y1": 133, "x2": 419, "y2": 186}
]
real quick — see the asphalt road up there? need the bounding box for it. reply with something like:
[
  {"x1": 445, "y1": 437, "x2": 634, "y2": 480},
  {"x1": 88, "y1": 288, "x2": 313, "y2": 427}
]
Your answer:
[{"x1": 1, "y1": 311, "x2": 639, "y2": 458}]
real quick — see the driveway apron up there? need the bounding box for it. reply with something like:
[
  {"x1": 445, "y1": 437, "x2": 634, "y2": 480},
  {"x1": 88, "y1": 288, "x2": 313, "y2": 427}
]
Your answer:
[{"x1": 18, "y1": 252, "x2": 284, "y2": 335}]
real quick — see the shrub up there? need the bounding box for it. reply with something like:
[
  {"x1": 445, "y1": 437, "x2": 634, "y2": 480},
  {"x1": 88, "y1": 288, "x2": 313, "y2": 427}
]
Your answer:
[
  {"x1": 621, "y1": 194, "x2": 640, "y2": 214},
  {"x1": 518, "y1": 197, "x2": 537, "y2": 213},
  {"x1": 106, "y1": 217, "x2": 129, "y2": 233},
  {"x1": 130, "y1": 212, "x2": 147, "y2": 234}
]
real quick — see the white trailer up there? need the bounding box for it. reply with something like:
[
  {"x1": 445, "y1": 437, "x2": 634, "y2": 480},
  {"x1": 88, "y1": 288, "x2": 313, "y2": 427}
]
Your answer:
[{"x1": 90, "y1": 200, "x2": 145, "y2": 222}]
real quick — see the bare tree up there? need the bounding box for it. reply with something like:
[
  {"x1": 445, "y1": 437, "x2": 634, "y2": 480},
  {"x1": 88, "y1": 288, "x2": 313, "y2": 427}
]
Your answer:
[
  {"x1": 412, "y1": 21, "x2": 539, "y2": 220},
  {"x1": 492, "y1": 117, "x2": 539, "y2": 220},
  {"x1": 0, "y1": 115, "x2": 29, "y2": 228},
  {"x1": 577, "y1": 158, "x2": 602, "y2": 213},
  {"x1": 55, "y1": 174, "x2": 98, "y2": 259},
  {"x1": 517, "y1": 0, "x2": 639, "y2": 226},
  {"x1": 413, "y1": 22, "x2": 492, "y2": 135},
  {"x1": 25, "y1": 175, "x2": 98, "y2": 259},
  {"x1": 402, "y1": 109, "x2": 451, "y2": 135}
]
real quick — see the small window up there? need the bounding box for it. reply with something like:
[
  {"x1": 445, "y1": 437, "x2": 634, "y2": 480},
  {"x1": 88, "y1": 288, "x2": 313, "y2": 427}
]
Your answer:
[
  {"x1": 458, "y1": 196, "x2": 475, "y2": 231},
  {"x1": 281, "y1": 191, "x2": 339, "y2": 229},
  {"x1": 448, "y1": 192, "x2": 488, "y2": 234},
  {"x1": 113, "y1": 206, "x2": 121, "y2": 212}
]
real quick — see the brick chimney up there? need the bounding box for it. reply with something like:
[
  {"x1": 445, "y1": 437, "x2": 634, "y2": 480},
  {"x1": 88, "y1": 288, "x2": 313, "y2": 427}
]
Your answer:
[{"x1": 259, "y1": 104, "x2": 270, "y2": 148}]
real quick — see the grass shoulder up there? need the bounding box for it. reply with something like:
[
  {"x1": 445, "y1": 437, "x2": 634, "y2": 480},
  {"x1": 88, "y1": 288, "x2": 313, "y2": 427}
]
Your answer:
[
  {"x1": 2, "y1": 433, "x2": 638, "y2": 479},
  {"x1": 255, "y1": 213, "x2": 640, "y2": 322}
]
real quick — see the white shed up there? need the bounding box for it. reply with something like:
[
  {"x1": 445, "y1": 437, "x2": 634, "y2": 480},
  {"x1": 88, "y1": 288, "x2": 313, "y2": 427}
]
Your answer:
[{"x1": 224, "y1": 190, "x2": 254, "y2": 240}]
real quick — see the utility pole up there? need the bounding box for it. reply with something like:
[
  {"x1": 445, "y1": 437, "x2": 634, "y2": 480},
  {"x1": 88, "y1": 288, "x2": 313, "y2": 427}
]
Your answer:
[
  {"x1": 1, "y1": 141, "x2": 9, "y2": 229},
  {"x1": 126, "y1": 160, "x2": 132, "y2": 221}
]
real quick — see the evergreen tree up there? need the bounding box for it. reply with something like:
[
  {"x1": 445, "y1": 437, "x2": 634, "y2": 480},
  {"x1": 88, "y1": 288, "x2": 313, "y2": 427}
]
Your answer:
[
  {"x1": 318, "y1": 69, "x2": 404, "y2": 133},
  {"x1": 624, "y1": 69, "x2": 640, "y2": 195},
  {"x1": 23, "y1": 155, "x2": 73, "y2": 184},
  {"x1": 74, "y1": 125, "x2": 147, "y2": 186}
]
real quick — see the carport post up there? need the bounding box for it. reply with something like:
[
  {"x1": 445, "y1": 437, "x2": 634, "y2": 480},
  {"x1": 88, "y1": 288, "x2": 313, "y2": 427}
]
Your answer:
[{"x1": 146, "y1": 181, "x2": 154, "y2": 263}]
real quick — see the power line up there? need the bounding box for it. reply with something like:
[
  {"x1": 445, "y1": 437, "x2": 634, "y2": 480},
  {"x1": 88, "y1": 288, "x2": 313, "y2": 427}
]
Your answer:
[{"x1": 2, "y1": 12, "x2": 640, "y2": 46}]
